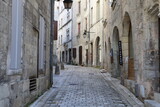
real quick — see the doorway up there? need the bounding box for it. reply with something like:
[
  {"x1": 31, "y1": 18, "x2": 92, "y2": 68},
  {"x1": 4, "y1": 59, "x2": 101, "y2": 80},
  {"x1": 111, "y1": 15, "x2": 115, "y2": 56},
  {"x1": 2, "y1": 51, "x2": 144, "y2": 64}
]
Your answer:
[
  {"x1": 112, "y1": 27, "x2": 120, "y2": 77},
  {"x1": 79, "y1": 46, "x2": 82, "y2": 65},
  {"x1": 69, "y1": 49, "x2": 72, "y2": 64},
  {"x1": 96, "y1": 37, "x2": 101, "y2": 66},
  {"x1": 86, "y1": 49, "x2": 88, "y2": 65},
  {"x1": 123, "y1": 12, "x2": 135, "y2": 80},
  {"x1": 91, "y1": 43, "x2": 93, "y2": 66}
]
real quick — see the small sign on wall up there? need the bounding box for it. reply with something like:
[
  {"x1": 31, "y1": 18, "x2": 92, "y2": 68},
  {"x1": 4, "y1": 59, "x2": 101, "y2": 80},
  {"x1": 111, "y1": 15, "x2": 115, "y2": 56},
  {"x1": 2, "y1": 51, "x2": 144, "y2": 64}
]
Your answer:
[{"x1": 118, "y1": 41, "x2": 123, "y2": 65}]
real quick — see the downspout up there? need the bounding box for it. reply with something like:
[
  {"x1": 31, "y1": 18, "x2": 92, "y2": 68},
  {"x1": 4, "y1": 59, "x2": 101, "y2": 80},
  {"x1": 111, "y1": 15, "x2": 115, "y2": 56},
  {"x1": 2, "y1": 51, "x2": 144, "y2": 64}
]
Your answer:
[
  {"x1": 71, "y1": 6, "x2": 73, "y2": 64},
  {"x1": 102, "y1": 0, "x2": 105, "y2": 69},
  {"x1": 50, "y1": 0, "x2": 55, "y2": 86},
  {"x1": 89, "y1": 0, "x2": 91, "y2": 66}
]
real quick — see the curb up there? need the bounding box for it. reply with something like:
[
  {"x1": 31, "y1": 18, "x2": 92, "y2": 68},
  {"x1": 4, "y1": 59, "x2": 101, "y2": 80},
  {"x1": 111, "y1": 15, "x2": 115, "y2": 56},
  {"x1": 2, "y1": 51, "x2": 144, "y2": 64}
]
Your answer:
[{"x1": 100, "y1": 71, "x2": 144, "y2": 107}]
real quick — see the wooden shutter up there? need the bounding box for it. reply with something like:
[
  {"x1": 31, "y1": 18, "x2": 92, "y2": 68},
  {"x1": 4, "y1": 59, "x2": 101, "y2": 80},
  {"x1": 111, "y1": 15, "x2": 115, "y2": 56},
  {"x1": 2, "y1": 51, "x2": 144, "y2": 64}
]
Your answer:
[{"x1": 54, "y1": 21, "x2": 58, "y2": 40}]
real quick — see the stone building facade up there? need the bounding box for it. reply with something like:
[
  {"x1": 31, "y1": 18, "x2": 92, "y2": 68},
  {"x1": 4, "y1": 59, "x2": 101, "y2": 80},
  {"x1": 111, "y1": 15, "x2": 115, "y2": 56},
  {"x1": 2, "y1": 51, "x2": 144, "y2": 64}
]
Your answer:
[
  {"x1": 66, "y1": 0, "x2": 106, "y2": 67},
  {"x1": 105, "y1": 0, "x2": 160, "y2": 102},
  {"x1": 0, "y1": 0, "x2": 51, "y2": 106},
  {"x1": 55, "y1": 0, "x2": 73, "y2": 64}
]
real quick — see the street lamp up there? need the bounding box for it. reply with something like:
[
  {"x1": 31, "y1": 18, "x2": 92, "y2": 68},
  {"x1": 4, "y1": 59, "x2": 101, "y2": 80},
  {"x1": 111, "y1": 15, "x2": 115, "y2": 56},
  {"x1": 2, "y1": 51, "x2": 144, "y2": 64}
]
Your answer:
[
  {"x1": 63, "y1": 0, "x2": 73, "y2": 9},
  {"x1": 83, "y1": 30, "x2": 95, "y2": 35}
]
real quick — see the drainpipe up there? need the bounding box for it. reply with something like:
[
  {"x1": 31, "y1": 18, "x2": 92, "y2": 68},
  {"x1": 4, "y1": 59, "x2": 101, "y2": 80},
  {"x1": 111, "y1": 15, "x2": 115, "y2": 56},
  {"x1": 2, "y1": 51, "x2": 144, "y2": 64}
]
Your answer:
[
  {"x1": 102, "y1": 0, "x2": 105, "y2": 69},
  {"x1": 71, "y1": 6, "x2": 73, "y2": 65},
  {"x1": 50, "y1": 0, "x2": 55, "y2": 87},
  {"x1": 88, "y1": 0, "x2": 91, "y2": 66},
  {"x1": 158, "y1": 16, "x2": 160, "y2": 92}
]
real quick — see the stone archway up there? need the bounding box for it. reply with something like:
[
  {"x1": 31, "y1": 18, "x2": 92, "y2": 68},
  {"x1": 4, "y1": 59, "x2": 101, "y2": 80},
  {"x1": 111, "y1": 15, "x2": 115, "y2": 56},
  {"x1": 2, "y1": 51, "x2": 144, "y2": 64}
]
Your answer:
[
  {"x1": 122, "y1": 12, "x2": 135, "y2": 80},
  {"x1": 95, "y1": 37, "x2": 101, "y2": 66},
  {"x1": 112, "y1": 27, "x2": 120, "y2": 77}
]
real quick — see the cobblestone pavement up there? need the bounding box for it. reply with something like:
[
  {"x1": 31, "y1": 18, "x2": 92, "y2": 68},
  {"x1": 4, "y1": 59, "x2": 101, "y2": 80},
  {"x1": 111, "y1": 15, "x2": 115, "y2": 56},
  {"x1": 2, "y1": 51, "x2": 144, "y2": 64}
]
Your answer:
[{"x1": 31, "y1": 65, "x2": 132, "y2": 107}]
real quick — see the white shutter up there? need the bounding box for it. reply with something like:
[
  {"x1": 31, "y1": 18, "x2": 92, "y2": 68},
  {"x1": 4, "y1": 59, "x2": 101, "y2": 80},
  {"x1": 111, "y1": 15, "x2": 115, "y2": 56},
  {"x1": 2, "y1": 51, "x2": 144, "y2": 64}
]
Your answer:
[
  {"x1": 39, "y1": 16, "x2": 45, "y2": 70},
  {"x1": 10, "y1": 0, "x2": 23, "y2": 70}
]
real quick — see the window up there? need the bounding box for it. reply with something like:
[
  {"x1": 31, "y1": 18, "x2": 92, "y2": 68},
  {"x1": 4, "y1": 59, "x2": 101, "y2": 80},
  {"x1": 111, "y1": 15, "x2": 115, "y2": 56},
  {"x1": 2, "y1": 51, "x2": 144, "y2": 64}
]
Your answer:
[
  {"x1": 85, "y1": 0, "x2": 87, "y2": 10},
  {"x1": 59, "y1": 20, "x2": 60, "y2": 28},
  {"x1": 59, "y1": 36, "x2": 60, "y2": 45},
  {"x1": 78, "y1": 23, "x2": 81, "y2": 35},
  {"x1": 96, "y1": 0, "x2": 100, "y2": 20},
  {"x1": 85, "y1": 18, "x2": 87, "y2": 30},
  {"x1": 66, "y1": 28, "x2": 70, "y2": 40},
  {"x1": 67, "y1": 11, "x2": 70, "y2": 20},
  {"x1": 78, "y1": 1, "x2": 81, "y2": 14},
  {"x1": 61, "y1": 35, "x2": 62, "y2": 44},
  {"x1": 57, "y1": 6, "x2": 59, "y2": 15},
  {"x1": 39, "y1": 16, "x2": 46, "y2": 70},
  {"x1": 91, "y1": 7, "x2": 93, "y2": 25},
  {"x1": 9, "y1": 0, "x2": 24, "y2": 72},
  {"x1": 61, "y1": 18, "x2": 63, "y2": 26}
]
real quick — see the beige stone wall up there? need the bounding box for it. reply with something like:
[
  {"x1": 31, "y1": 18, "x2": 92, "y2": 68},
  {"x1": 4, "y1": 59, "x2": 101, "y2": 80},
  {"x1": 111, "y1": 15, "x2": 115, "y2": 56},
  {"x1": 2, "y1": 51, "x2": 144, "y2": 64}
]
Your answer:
[
  {"x1": 0, "y1": 0, "x2": 51, "y2": 106},
  {"x1": 105, "y1": 0, "x2": 159, "y2": 100}
]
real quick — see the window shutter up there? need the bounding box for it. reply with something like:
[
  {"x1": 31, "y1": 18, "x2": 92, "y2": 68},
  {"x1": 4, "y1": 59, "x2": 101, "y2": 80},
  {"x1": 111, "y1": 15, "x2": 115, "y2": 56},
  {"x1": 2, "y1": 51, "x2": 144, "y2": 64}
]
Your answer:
[
  {"x1": 39, "y1": 16, "x2": 45, "y2": 70},
  {"x1": 10, "y1": 0, "x2": 23, "y2": 70},
  {"x1": 54, "y1": 21, "x2": 58, "y2": 40}
]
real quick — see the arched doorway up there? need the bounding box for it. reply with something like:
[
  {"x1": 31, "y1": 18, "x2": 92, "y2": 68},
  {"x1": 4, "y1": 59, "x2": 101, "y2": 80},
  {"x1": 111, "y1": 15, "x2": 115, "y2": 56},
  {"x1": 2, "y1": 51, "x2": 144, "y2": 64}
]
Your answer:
[
  {"x1": 86, "y1": 49, "x2": 88, "y2": 65},
  {"x1": 123, "y1": 12, "x2": 135, "y2": 80},
  {"x1": 79, "y1": 46, "x2": 82, "y2": 65},
  {"x1": 112, "y1": 27, "x2": 120, "y2": 77},
  {"x1": 95, "y1": 37, "x2": 101, "y2": 66}
]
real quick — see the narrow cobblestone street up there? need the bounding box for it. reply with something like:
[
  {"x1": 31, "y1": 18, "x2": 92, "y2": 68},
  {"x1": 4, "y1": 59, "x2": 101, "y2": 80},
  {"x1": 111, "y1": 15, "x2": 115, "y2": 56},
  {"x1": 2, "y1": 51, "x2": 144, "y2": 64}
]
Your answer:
[{"x1": 31, "y1": 65, "x2": 143, "y2": 107}]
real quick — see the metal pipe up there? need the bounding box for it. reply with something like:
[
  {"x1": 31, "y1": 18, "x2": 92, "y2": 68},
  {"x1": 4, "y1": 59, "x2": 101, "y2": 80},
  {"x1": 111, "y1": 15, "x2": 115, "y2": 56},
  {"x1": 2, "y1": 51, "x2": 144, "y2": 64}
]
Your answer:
[
  {"x1": 88, "y1": 0, "x2": 91, "y2": 66},
  {"x1": 50, "y1": 0, "x2": 55, "y2": 86}
]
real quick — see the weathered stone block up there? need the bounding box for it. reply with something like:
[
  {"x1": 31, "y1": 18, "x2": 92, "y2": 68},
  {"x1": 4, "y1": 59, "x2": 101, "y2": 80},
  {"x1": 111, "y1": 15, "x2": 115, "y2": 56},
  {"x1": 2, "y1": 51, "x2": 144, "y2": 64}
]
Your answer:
[
  {"x1": 144, "y1": 100, "x2": 160, "y2": 107},
  {"x1": 0, "y1": 84, "x2": 9, "y2": 100},
  {"x1": 0, "y1": 98, "x2": 9, "y2": 107},
  {"x1": 123, "y1": 50, "x2": 128, "y2": 57},
  {"x1": 23, "y1": 80, "x2": 29, "y2": 92},
  {"x1": 154, "y1": 93, "x2": 160, "y2": 103},
  {"x1": 125, "y1": 79, "x2": 136, "y2": 93},
  {"x1": 139, "y1": 85, "x2": 146, "y2": 98},
  {"x1": 121, "y1": 37, "x2": 128, "y2": 43}
]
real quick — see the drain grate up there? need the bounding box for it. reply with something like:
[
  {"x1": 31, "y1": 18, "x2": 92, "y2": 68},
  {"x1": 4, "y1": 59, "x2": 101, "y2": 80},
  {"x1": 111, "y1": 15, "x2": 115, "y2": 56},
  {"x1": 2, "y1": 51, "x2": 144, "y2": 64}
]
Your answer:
[
  {"x1": 69, "y1": 83, "x2": 78, "y2": 85},
  {"x1": 52, "y1": 86, "x2": 57, "y2": 88},
  {"x1": 89, "y1": 73, "x2": 94, "y2": 75},
  {"x1": 101, "y1": 71, "x2": 107, "y2": 73},
  {"x1": 29, "y1": 77, "x2": 37, "y2": 92}
]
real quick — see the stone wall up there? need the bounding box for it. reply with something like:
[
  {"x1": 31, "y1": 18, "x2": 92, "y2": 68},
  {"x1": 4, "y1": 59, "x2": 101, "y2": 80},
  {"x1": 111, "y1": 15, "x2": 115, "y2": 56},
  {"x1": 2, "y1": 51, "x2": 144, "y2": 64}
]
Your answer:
[
  {"x1": 0, "y1": 0, "x2": 51, "y2": 106},
  {"x1": 106, "y1": 0, "x2": 160, "y2": 100}
]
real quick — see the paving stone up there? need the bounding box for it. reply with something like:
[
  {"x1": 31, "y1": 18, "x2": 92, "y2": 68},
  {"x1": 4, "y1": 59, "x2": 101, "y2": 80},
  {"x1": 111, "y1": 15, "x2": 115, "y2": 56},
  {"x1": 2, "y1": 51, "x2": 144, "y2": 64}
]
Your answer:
[{"x1": 31, "y1": 65, "x2": 133, "y2": 107}]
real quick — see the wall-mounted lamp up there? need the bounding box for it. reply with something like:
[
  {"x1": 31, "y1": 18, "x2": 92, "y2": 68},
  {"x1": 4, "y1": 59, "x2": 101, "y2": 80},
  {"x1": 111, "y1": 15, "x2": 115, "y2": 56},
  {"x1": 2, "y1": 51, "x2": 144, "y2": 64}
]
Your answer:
[
  {"x1": 63, "y1": 0, "x2": 73, "y2": 10},
  {"x1": 83, "y1": 30, "x2": 95, "y2": 35}
]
